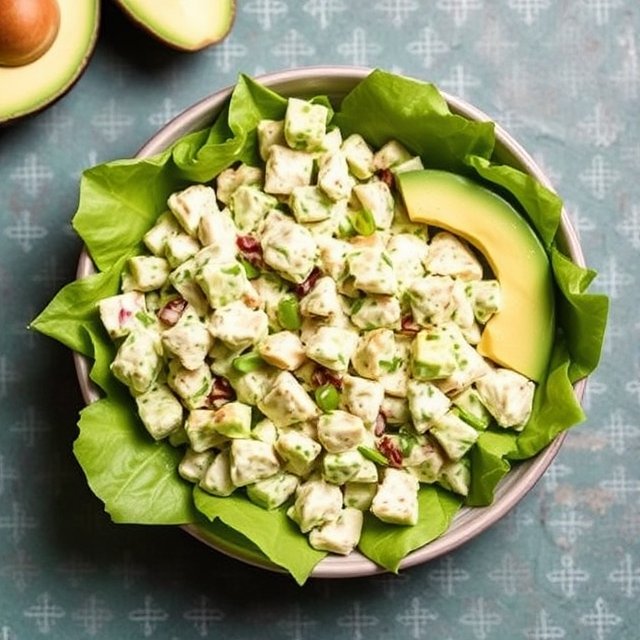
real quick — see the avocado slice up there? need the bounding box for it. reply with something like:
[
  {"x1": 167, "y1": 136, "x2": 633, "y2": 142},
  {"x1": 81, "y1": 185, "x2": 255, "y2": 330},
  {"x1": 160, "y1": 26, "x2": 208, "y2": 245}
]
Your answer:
[
  {"x1": 114, "y1": 0, "x2": 236, "y2": 52},
  {"x1": 0, "y1": 0, "x2": 99, "y2": 124},
  {"x1": 397, "y1": 169, "x2": 555, "y2": 382}
]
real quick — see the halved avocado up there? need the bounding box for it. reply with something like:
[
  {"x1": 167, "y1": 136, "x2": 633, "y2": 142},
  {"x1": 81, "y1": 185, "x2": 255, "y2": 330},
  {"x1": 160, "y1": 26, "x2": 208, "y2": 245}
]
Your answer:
[
  {"x1": 397, "y1": 169, "x2": 555, "y2": 382},
  {"x1": 0, "y1": 0, "x2": 100, "y2": 125},
  {"x1": 114, "y1": 0, "x2": 236, "y2": 52}
]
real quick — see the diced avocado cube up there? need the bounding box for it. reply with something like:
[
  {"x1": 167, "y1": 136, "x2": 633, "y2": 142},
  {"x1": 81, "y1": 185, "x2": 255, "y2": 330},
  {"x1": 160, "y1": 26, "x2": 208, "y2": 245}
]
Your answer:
[
  {"x1": 352, "y1": 181, "x2": 395, "y2": 230},
  {"x1": 390, "y1": 156, "x2": 424, "y2": 175},
  {"x1": 161, "y1": 313, "x2": 211, "y2": 371},
  {"x1": 258, "y1": 331, "x2": 307, "y2": 371},
  {"x1": 200, "y1": 449, "x2": 235, "y2": 496},
  {"x1": 168, "y1": 184, "x2": 218, "y2": 237},
  {"x1": 210, "y1": 401, "x2": 252, "y2": 439},
  {"x1": 341, "y1": 134, "x2": 374, "y2": 180},
  {"x1": 185, "y1": 409, "x2": 228, "y2": 452},
  {"x1": 304, "y1": 326, "x2": 358, "y2": 372},
  {"x1": 208, "y1": 301, "x2": 269, "y2": 350},
  {"x1": 344, "y1": 482, "x2": 377, "y2": 510},
  {"x1": 438, "y1": 458, "x2": 471, "y2": 496},
  {"x1": 430, "y1": 410, "x2": 479, "y2": 461},
  {"x1": 143, "y1": 211, "x2": 182, "y2": 257},
  {"x1": 230, "y1": 185, "x2": 278, "y2": 234},
  {"x1": 164, "y1": 233, "x2": 201, "y2": 269},
  {"x1": 257, "y1": 119, "x2": 286, "y2": 162},
  {"x1": 474, "y1": 368, "x2": 535, "y2": 430},
  {"x1": 258, "y1": 371, "x2": 319, "y2": 428},
  {"x1": 370, "y1": 468, "x2": 419, "y2": 526},
  {"x1": 284, "y1": 97, "x2": 328, "y2": 151},
  {"x1": 425, "y1": 231, "x2": 483, "y2": 281},
  {"x1": 411, "y1": 326, "x2": 458, "y2": 381},
  {"x1": 451, "y1": 387, "x2": 492, "y2": 430},
  {"x1": 135, "y1": 382, "x2": 183, "y2": 440},
  {"x1": 275, "y1": 430, "x2": 322, "y2": 476},
  {"x1": 98, "y1": 291, "x2": 146, "y2": 340},
  {"x1": 406, "y1": 275, "x2": 455, "y2": 327},
  {"x1": 287, "y1": 478, "x2": 343, "y2": 533},
  {"x1": 179, "y1": 448, "x2": 216, "y2": 483},
  {"x1": 168, "y1": 258, "x2": 209, "y2": 318},
  {"x1": 351, "y1": 328, "x2": 396, "y2": 381},
  {"x1": 290, "y1": 185, "x2": 333, "y2": 223},
  {"x1": 373, "y1": 139, "x2": 413, "y2": 170},
  {"x1": 251, "y1": 418, "x2": 278, "y2": 445},
  {"x1": 110, "y1": 329, "x2": 162, "y2": 394},
  {"x1": 216, "y1": 163, "x2": 264, "y2": 204},
  {"x1": 340, "y1": 374, "x2": 384, "y2": 427},
  {"x1": 308, "y1": 507, "x2": 363, "y2": 555},
  {"x1": 264, "y1": 145, "x2": 314, "y2": 195},
  {"x1": 322, "y1": 449, "x2": 367, "y2": 485},
  {"x1": 407, "y1": 379, "x2": 451, "y2": 434},
  {"x1": 246, "y1": 472, "x2": 299, "y2": 510},
  {"x1": 229, "y1": 439, "x2": 280, "y2": 487},
  {"x1": 196, "y1": 259, "x2": 250, "y2": 309},
  {"x1": 317, "y1": 411, "x2": 366, "y2": 454},
  {"x1": 318, "y1": 151, "x2": 355, "y2": 201},
  {"x1": 167, "y1": 360, "x2": 212, "y2": 410}
]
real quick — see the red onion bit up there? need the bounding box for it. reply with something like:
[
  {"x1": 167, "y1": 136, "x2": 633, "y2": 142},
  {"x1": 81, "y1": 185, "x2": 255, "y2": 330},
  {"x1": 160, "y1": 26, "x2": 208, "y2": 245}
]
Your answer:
[
  {"x1": 157, "y1": 297, "x2": 188, "y2": 327},
  {"x1": 377, "y1": 436, "x2": 404, "y2": 468},
  {"x1": 377, "y1": 168, "x2": 395, "y2": 190},
  {"x1": 400, "y1": 314, "x2": 421, "y2": 334},
  {"x1": 206, "y1": 377, "x2": 236, "y2": 409},
  {"x1": 374, "y1": 412, "x2": 386, "y2": 437},
  {"x1": 294, "y1": 267, "x2": 322, "y2": 297},
  {"x1": 118, "y1": 308, "x2": 132, "y2": 325},
  {"x1": 236, "y1": 235, "x2": 264, "y2": 267},
  {"x1": 311, "y1": 366, "x2": 343, "y2": 391}
]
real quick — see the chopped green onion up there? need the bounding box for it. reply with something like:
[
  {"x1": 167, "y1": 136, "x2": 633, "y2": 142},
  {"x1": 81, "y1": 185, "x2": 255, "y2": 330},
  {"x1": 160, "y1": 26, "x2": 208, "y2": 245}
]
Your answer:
[
  {"x1": 453, "y1": 406, "x2": 487, "y2": 430},
  {"x1": 277, "y1": 295, "x2": 301, "y2": 331},
  {"x1": 314, "y1": 384, "x2": 340, "y2": 412},
  {"x1": 232, "y1": 351, "x2": 265, "y2": 373},
  {"x1": 358, "y1": 445, "x2": 389, "y2": 466},
  {"x1": 351, "y1": 208, "x2": 376, "y2": 236},
  {"x1": 398, "y1": 426, "x2": 418, "y2": 455},
  {"x1": 238, "y1": 257, "x2": 260, "y2": 279}
]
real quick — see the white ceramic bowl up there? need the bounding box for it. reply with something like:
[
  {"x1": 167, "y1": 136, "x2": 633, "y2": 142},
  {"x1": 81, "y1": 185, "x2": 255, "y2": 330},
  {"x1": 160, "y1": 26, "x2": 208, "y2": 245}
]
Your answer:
[{"x1": 74, "y1": 66, "x2": 586, "y2": 579}]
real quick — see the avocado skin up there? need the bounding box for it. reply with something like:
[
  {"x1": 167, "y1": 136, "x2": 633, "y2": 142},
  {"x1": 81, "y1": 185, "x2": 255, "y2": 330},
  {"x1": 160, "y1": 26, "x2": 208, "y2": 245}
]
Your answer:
[
  {"x1": 397, "y1": 169, "x2": 555, "y2": 382},
  {"x1": 113, "y1": 0, "x2": 236, "y2": 52},
  {"x1": 0, "y1": 0, "x2": 100, "y2": 125}
]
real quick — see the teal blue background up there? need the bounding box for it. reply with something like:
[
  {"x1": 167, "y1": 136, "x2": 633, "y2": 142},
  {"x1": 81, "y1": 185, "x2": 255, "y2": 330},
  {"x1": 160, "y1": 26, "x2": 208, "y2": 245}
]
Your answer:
[{"x1": 1, "y1": 1, "x2": 638, "y2": 638}]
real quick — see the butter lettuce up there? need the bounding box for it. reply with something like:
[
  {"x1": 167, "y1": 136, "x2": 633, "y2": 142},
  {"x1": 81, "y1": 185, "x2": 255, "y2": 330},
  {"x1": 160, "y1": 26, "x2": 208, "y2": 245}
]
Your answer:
[{"x1": 30, "y1": 70, "x2": 608, "y2": 584}]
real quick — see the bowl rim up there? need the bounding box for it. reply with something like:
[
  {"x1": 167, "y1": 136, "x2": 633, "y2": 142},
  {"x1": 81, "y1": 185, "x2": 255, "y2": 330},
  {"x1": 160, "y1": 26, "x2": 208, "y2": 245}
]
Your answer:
[{"x1": 73, "y1": 65, "x2": 587, "y2": 579}]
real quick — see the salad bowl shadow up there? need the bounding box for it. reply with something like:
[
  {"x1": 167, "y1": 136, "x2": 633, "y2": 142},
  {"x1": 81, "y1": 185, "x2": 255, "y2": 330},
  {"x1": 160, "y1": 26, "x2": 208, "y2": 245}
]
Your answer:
[{"x1": 74, "y1": 66, "x2": 586, "y2": 579}]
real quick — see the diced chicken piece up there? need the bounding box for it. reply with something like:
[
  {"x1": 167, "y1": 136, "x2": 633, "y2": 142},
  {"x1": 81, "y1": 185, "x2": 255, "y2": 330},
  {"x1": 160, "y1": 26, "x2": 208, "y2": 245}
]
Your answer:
[
  {"x1": 229, "y1": 438, "x2": 280, "y2": 487},
  {"x1": 208, "y1": 301, "x2": 269, "y2": 350},
  {"x1": 352, "y1": 181, "x2": 395, "y2": 230},
  {"x1": 317, "y1": 411, "x2": 366, "y2": 453},
  {"x1": 264, "y1": 145, "x2": 314, "y2": 195},
  {"x1": 308, "y1": 508, "x2": 363, "y2": 555},
  {"x1": 284, "y1": 97, "x2": 329, "y2": 151},
  {"x1": 425, "y1": 231, "x2": 483, "y2": 281},
  {"x1": 371, "y1": 468, "x2": 419, "y2": 525},
  {"x1": 98, "y1": 291, "x2": 146, "y2": 339},
  {"x1": 258, "y1": 331, "x2": 307, "y2": 371},
  {"x1": 287, "y1": 478, "x2": 343, "y2": 533},
  {"x1": 168, "y1": 184, "x2": 218, "y2": 236},
  {"x1": 258, "y1": 371, "x2": 319, "y2": 428}
]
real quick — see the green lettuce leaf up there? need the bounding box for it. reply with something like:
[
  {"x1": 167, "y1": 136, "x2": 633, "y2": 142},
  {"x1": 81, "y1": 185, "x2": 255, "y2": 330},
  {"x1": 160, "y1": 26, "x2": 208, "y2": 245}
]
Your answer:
[
  {"x1": 75, "y1": 395, "x2": 199, "y2": 524},
  {"x1": 334, "y1": 69, "x2": 495, "y2": 173},
  {"x1": 358, "y1": 486, "x2": 462, "y2": 572},
  {"x1": 193, "y1": 487, "x2": 326, "y2": 585},
  {"x1": 467, "y1": 430, "x2": 518, "y2": 506}
]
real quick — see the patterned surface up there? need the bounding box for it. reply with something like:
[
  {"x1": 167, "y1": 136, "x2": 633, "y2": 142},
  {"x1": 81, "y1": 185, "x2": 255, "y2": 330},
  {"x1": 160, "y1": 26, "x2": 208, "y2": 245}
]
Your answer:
[{"x1": 0, "y1": 1, "x2": 637, "y2": 637}]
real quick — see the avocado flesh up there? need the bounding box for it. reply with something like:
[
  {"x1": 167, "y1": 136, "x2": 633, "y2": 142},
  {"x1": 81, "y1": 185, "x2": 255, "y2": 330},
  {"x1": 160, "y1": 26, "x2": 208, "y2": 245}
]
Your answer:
[
  {"x1": 397, "y1": 169, "x2": 555, "y2": 382},
  {"x1": 0, "y1": 0, "x2": 99, "y2": 124},
  {"x1": 115, "y1": 0, "x2": 236, "y2": 51}
]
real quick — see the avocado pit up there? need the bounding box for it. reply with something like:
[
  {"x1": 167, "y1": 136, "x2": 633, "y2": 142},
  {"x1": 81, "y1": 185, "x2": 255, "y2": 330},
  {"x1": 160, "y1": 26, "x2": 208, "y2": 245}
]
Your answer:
[{"x1": 0, "y1": 0, "x2": 60, "y2": 66}]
